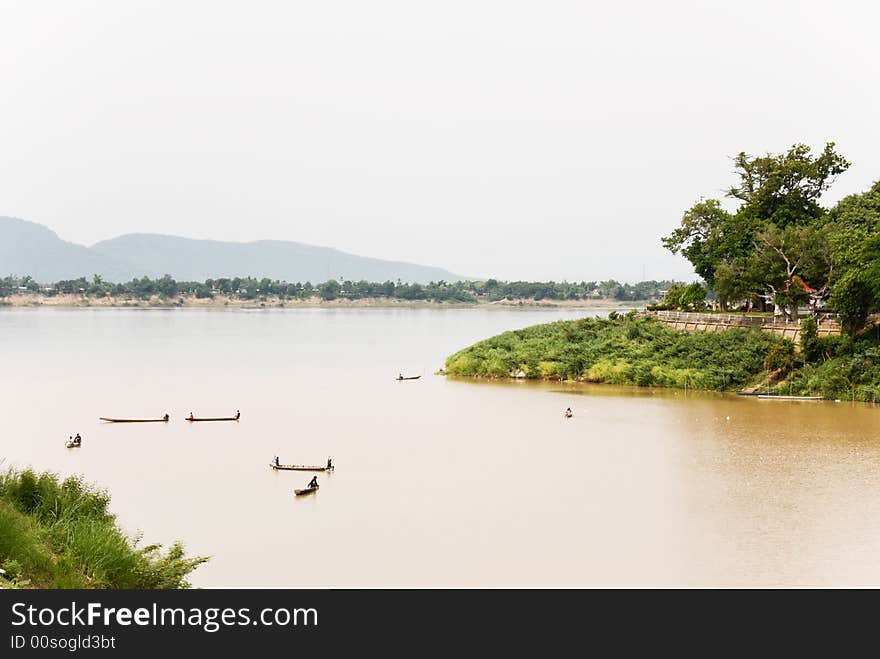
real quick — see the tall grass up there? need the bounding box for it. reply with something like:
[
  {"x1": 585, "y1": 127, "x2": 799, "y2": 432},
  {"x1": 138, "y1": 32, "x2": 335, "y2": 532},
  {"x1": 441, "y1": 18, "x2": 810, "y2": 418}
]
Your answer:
[
  {"x1": 0, "y1": 469, "x2": 207, "y2": 588},
  {"x1": 446, "y1": 314, "x2": 880, "y2": 400},
  {"x1": 445, "y1": 314, "x2": 783, "y2": 391}
]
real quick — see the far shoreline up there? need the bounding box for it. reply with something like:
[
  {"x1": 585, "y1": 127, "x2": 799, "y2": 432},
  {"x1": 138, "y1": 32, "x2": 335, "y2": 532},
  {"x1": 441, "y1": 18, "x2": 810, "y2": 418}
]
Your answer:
[{"x1": 0, "y1": 293, "x2": 645, "y2": 310}]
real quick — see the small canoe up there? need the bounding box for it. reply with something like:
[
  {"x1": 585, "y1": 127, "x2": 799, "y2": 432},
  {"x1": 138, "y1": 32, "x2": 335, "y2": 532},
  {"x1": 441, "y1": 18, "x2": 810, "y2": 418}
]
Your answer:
[
  {"x1": 186, "y1": 416, "x2": 240, "y2": 422},
  {"x1": 65, "y1": 441, "x2": 81, "y2": 448},
  {"x1": 757, "y1": 395, "x2": 823, "y2": 401},
  {"x1": 294, "y1": 486, "x2": 319, "y2": 496},
  {"x1": 735, "y1": 391, "x2": 760, "y2": 396},
  {"x1": 100, "y1": 417, "x2": 169, "y2": 423},
  {"x1": 271, "y1": 464, "x2": 334, "y2": 472},
  {"x1": 396, "y1": 375, "x2": 421, "y2": 381},
  {"x1": 564, "y1": 413, "x2": 573, "y2": 419}
]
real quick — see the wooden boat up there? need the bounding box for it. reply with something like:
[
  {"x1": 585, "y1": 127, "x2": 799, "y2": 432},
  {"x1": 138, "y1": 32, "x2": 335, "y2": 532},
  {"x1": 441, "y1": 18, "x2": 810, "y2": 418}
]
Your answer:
[
  {"x1": 735, "y1": 391, "x2": 761, "y2": 396},
  {"x1": 65, "y1": 441, "x2": 80, "y2": 449},
  {"x1": 271, "y1": 463, "x2": 334, "y2": 472},
  {"x1": 186, "y1": 414, "x2": 240, "y2": 422},
  {"x1": 396, "y1": 375, "x2": 421, "y2": 381},
  {"x1": 564, "y1": 412, "x2": 573, "y2": 419},
  {"x1": 100, "y1": 416, "x2": 169, "y2": 423},
  {"x1": 757, "y1": 395, "x2": 823, "y2": 401},
  {"x1": 294, "y1": 486, "x2": 319, "y2": 496}
]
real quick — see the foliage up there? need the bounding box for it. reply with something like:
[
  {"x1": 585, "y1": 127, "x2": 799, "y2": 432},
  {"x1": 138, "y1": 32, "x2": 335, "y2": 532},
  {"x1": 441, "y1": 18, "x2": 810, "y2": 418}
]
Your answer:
[
  {"x1": 653, "y1": 282, "x2": 706, "y2": 311},
  {"x1": 0, "y1": 275, "x2": 680, "y2": 304},
  {"x1": 662, "y1": 142, "x2": 855, "y2": 316},
  {"x1": 782, "y1": 331, "x2": 880, "y2": 401},
  {"x1": 445, "y1": 316, "x2": 780, "y2": 390},
  {"x1": 0, "y1": 469, "x2": 207, "y2": 589},
  {"x1": 763, "y1": 341, "x2": 795, "y2": 372},
  {"x1": 446, "y1": 314, "x2": 880, "y2": 401},
  {"x1": 726, "y1": 143, "x2": 850, "y2": 228},
  {"x1": 800, "y1": 317, "x2": 820, "y2": 363}
]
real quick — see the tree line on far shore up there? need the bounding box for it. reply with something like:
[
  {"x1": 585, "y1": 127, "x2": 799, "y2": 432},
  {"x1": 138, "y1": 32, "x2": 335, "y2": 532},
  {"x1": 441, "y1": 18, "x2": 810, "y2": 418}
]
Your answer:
[{"x1": 0, "y1": 275, "x2": 678, "y2": 304}]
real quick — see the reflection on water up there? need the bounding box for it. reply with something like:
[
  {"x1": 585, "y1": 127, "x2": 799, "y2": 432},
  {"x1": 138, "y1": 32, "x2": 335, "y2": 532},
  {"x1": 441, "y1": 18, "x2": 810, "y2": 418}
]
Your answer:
[{"x1": 1, "y1": 307, "x2": 879, "y2": 586}]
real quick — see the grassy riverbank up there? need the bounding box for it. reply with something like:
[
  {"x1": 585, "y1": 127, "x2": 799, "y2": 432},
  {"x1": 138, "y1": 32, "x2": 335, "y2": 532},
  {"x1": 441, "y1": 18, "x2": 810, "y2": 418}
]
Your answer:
[
  {"x1": 0, "y1": 469, "x2": 206, "y2": 589},
  {"x1": 445, "y1": 313, "x2": 782, "y2": 390},
  {"x1": 445, "y1": 314, "x2": 880, "y2": 400}
]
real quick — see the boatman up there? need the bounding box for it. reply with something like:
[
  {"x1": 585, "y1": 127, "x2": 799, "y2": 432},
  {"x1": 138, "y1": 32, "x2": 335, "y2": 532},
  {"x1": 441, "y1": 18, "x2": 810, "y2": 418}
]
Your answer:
[
  {"x1": 308, "y1": 475, "x2": 318, "y2": 489},
  {"x1": 275, "y1": 456, "x2": 280, "y2": 467},
  {"x1": 564, "y1": 407, "x2": 572, "y2": 418},
  {"x1": 235, "y1": 410, "x2": 240, "y2": 420},
  {"x1": 327, "y1": 457, "x2": 333, "y2": 470},
  {"x1": 163, "y1": 413, "x2": 169, "y2": 422},
  {"x1": 187, "y1": 412, "x2": 194, "y2": 421}
]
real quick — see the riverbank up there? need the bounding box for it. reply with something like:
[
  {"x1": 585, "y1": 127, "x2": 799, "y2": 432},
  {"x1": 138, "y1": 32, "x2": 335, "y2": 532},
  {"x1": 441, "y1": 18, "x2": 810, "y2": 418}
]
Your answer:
[
  {"x1": 0, "y1": 293, "x2": 641, "y2": 309},
  {"x1": 444, "y1": 313, "x2": 880, "y2": 401},
  {"x1": 0, "y1": 468, "x2": 206, "y2": 588}
]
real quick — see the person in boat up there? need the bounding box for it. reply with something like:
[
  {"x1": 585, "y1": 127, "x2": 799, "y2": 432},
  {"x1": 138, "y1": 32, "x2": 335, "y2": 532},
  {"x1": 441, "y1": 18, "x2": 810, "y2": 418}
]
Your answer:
[
  {"x1": 398, "y1": 373, "x2": 403, "y2": 380},
  {"x1": 564, "y1": 407, "x2": 572, "y2": 417},
  {"x1": 326, "y1": 457, "x2": 333, "y2": 469},
  {"x1": 307, "y1": 475, "x2": 318, "y2": 489},
  {"x1": 187, "y1": 412, "x2": 194, "y2": 421},
  {"x1": 235, "y1": 410, "x2": 240, "y2": 420},
  {"x1": 275, "y1": 456, "x2": 280, "y2": 467},
  {"x1": 74, "y1": 433, "x2": 82, "y2": 444},
  {"x1": 163, "y1": 413, "x2": 169, "y2": 422}
]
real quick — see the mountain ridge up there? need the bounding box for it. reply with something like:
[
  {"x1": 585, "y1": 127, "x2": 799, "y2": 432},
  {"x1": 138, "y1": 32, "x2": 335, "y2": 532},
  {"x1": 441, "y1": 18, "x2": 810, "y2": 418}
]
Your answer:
[{"x1": 0, "y1": 217, "x2": 466, "y2": 284}]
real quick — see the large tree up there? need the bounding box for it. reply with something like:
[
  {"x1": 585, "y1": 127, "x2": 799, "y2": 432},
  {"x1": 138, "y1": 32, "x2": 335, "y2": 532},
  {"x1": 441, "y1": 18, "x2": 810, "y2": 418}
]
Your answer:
[
  {"x1": 743, "y1": 225, "x2": 831, "y2": 320},
  {"x1": 663, "y1": 142, "x2": 850, "y2": 312},
  {"x1": 825, "y1": 182, "x2": 880, "y2": 332}
]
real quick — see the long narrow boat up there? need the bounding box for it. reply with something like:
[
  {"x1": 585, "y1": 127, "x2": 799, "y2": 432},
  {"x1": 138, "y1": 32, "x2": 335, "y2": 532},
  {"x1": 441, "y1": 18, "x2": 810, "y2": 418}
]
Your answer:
[
  {"x1": 294, "y1": 486, "x2": 319, "y2": 496},
  {"x1": 757, "y1": 395, "x2": 823, "y2": 401},
  {"x1": 396, "y1": 375, "x2": 421, "y2": 381},
  {"x1": 186, "y1": 414, "x2": 240, "y2": 422},
  {"x1": 100, "y1": 416, "x2": 169, "y2": 423},
  {"x1": 270, "y1": 463, "x2": 334, "y2": 472}
]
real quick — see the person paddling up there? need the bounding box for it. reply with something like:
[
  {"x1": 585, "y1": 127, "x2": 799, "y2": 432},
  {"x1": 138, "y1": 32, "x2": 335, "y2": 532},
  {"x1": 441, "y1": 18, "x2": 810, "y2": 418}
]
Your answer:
[
  {"x1": 275, "y1": 456, "x2": 281, "y2": 467},
  {"x1": 163, "y1": 413, "x2": 169, "y2": 422},
  {"x1": 564, "y1": 407, "x2": 572, "y2": 418},
  {"x1": 307, "y1": 475, "x2": 318, "y2": 489},
  {"x1": 187, "y1": 412, "x2": 194, "y2": 421},
  {"x1": 235, "y1": 410, "x2": 240, "y2": 420},
  {"x1": 326, "y1": 457, "x2": 333, "y2": 470}
]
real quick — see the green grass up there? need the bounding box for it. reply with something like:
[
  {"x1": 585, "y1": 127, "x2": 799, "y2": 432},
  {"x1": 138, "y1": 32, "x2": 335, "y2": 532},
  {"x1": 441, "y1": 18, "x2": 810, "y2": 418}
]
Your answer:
[
  {"x1": 446, "y1": 313, "x2": 880, "y2": 401},
  {"x1": 445, "y1": 313, "x2": 783, "y2": 391},
  {"x1": 775, "y1": 334, "x2": 880, "y2": 401},
  {"x1": 0, "y1": 469, "x2": 207, "y2": 589}
]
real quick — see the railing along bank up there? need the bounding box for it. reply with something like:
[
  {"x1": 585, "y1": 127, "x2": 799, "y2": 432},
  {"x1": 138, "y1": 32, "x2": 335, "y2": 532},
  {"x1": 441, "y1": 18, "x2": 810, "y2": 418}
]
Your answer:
[{"x1": 641, "y1": 310, "x2": 841, "y2": 342}]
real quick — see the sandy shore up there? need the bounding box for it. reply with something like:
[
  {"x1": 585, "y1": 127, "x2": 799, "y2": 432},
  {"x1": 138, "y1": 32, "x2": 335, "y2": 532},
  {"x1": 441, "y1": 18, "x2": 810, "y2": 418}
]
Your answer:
[{"x1": 0, "y1": 293, "x2": 642, "y2": 310}]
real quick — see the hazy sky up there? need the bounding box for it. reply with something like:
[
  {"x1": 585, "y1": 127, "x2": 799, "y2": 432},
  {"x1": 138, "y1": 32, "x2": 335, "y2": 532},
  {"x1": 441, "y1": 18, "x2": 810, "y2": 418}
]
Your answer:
[{"x1": 1, "y1": 1, "x2": 877, "y2": 282}]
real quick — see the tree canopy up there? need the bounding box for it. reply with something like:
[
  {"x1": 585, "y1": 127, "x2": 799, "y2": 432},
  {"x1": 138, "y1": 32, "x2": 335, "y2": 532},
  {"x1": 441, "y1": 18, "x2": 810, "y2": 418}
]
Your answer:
[{"x1": 662, "y1": 143, "x2": 880, "y2": 328}]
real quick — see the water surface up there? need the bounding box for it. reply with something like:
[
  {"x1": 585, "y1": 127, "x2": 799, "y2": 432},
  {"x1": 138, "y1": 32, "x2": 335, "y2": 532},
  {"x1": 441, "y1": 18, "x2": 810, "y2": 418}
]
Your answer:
[{"x1": 2, "y1": 307, "x2": 879, "y2": 587}]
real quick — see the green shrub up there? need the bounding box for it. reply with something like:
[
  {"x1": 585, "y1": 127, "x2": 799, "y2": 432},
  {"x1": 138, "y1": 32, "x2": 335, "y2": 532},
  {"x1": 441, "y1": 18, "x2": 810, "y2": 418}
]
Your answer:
[
  {"x1": 446, "y1": 316, "x2": 781, "y2": 391},
  {"x1": 0, "y1": 469, "x2": 207, "y2": 589}
]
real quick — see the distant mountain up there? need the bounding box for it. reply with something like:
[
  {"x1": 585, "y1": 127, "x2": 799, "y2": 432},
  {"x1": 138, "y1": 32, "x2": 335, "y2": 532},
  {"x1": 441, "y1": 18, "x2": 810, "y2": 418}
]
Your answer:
[{"x1": 0, "y1": 217, "x2": 465, "y2": 284}]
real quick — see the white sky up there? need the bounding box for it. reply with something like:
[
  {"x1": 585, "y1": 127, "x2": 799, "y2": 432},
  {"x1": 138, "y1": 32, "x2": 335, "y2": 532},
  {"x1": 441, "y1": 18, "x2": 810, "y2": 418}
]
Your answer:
[{"x1": 1, "y1": 0, "x2": 877, "y2": 281}]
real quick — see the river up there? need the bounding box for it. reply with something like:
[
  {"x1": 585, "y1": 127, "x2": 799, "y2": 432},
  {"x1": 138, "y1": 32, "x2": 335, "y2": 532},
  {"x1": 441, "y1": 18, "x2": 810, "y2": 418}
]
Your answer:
[{"x1": 2, "y1": 307, "x2": 879, "y2": 587}]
